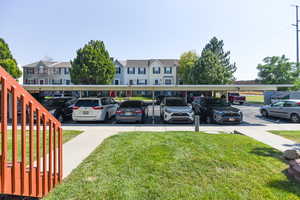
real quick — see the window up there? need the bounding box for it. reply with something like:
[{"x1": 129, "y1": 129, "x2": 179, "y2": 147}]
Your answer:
[
  {"x1": 272, "y1": 101, "x2": 284, "y2": 107},
  {"x1": 66, "y1": 80, "x2": 71, "y2": 85},
  {"x1": 165, "y1": 79, "x2": 172, "y2": 85},
  {"x1": 164, "y1": 67, "x2": 172, "y2": 74},
  {"x1": 129, "y1": 80, "x2": 134, "y2": 85},
  {"x1": 75, "y1": 100, "x2": 99, "y2": 107},
  {"x1": 59, "y1": 68, "x2": 62, "y2": 75},
  {"x1": 101, "y1": 98, "x2": 109, "y2": 105},
  {"x1": 64, "y1": 68, "x2": 69, "y2": 74},
  {"x1": 127, "y1": 67, "x2": 135, "y2": 74},
  {"x1": 284, "y1": 101, "x2": 300, "y2": 107},
  {"x1": 116, "y1": 67, "x2": 121, "y2": 74},
  {"x1": 25, "y1": 68, "x2": 34, "y2": 74},
  {"x1": 39, "y1": 66, "x2": 45, "y2": 74},
  {"x1": 137, "y1": 79, "x2": 147, "y2": 85},
  {"x1": 153, "y1": 67, "x2": 160, "y2": 74},
  {"x1": 154, "y1": 79, "x2": 159, "y2": 85},
  {"x1": 114, "y1": 79, "x2": 119, "y2": 85},
  {"x1": 138, "y1": 67, "x2": 146, "y2": 74}
]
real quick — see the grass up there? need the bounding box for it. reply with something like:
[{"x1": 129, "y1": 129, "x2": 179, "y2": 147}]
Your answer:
[
  {"x1": 45, "y1": 131, "x2": 300, "y2": 200},
  {"x1": 270, "y1": 130, "x2": 300, "y2": 143},
  {"x1": 3, "y1": 130, "x2": 83, "y2": 162},
  {"x1": 115, "y1": 96, "x2": 153, "y2": 101},
  {"x1": 246, "y1": 95, "x2": 265, "y2": 105}
]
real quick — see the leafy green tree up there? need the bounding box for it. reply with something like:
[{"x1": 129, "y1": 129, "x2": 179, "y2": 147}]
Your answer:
[
  {"x1": 70, "y1": 40, "x2": 115, "y2": 84},
  {"x1": 193, "y1": 37, "x2": 236, "y2": 84},
  {"x1": 0, "y1": 38, "x2": 22, "y2": 79},
  {"x1": 178, "y1": 51, "x2": 199, "y2": 84},
  {"x1": 257, "y1": 55, "x2": 297, "y2": 84}
]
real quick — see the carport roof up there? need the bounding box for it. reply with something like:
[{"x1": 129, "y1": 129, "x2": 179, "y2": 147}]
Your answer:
[{"x1": 23, "y1": 84, "x2": 293, "y2": 92}]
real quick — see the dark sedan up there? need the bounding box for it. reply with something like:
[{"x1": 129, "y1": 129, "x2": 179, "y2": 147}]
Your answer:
[
  {"x1": 115, "y1": 100, "x2": 148, "y2": 123},
  {"x1": 42, "y1": 97, "x2": 78, "y2": 122},
  {"x1": 192, "y1": 97, "x2": 243, "y2": 124}
]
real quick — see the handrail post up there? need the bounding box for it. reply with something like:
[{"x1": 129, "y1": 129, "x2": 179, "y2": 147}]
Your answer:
[{"x1": 1, "y1": 77, "x2": 8, "y2": 193}]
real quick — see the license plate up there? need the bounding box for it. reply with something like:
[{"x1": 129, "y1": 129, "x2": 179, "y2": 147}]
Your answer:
[
  {"x1": 83, "y1": 111, "x2": 89, "y2": 115},
  {"x1": 229, "y1": 118, "x2": 235, "y2": 121},
  {"x1": 125, "y1": 112, "x2": 132, "y2": 116}
]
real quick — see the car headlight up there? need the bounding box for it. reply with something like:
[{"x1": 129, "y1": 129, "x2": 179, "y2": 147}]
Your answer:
[
  {"x1": 214, "y1": 111, "x2": 224, "y2": 115},
  {"x1": 49, "y1": 109, "x2": 56, "y2": 115}
]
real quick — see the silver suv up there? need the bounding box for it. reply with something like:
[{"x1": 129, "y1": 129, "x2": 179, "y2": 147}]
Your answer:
[
  {"x1": 260, "y1": 99, "x2": 300, "y2": 123},
  {"x1": 160, "y1": 97, "x2": 194, "y2": 123}
]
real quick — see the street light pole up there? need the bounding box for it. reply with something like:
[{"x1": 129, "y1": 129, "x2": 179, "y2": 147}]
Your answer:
[{"x1": 292, "y1": 5, "x2": 300, "y2": 74}]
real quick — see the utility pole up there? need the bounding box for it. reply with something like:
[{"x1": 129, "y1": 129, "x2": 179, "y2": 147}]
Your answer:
[{"x1": 292, "y1": 5, "x2": 300, "y2": 74}]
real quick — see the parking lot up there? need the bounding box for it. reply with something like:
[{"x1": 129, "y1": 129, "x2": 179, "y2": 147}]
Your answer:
[{"x1": 62, "y1": 103, "x2": 292, "y2": 126}]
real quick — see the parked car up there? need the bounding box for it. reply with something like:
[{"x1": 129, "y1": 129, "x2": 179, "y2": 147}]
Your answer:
[
  {"x1": 42, "y1": 97, "x2": 77, "y2": 122},
  {"x1": 193, "y1": 97, "x2": 243, "y2": 124},
  {"x1": 160, "y1": 97, "x2": 194, "y2": 123},
  {"x1": 260, "y1": 100, "x2": 300, "y2": 123},
  {"x1": 228, "y1": 93, "x2": 246, "y2": 105},
  {"x1": 115, "y1": 100, "x2": 148, "y2": 123},
  {"x1": 72, "y1": 97, "x2": 118, "y2": 122}
]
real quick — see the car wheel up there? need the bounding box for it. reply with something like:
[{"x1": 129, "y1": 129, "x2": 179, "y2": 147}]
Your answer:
[
  {"x1": 291, "y1": 113, "x2": 300, "y2": 123},
  {"x1": 261, "y1": 109, "x2": 268, "y2": 117},
  {"x1": 104, "y1": 112, "x2": 109, "y2": 121}
]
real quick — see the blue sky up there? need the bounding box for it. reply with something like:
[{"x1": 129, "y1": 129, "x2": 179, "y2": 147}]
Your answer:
[{"x1": 0, "y1": 0, "x2": 299, "y2": 80}]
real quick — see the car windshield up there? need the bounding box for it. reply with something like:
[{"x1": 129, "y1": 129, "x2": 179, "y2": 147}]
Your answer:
[
  {"x1": 229, "y1": 93, "x2": 239, "y2": 96},
  {"x1": 75, "y1": 100, "x2": 99, "y2": 107},
  {"x1": 43, "y1": 98, "x2": 70, "y2": 109},
  {"x1": 206, "y1": 98, "x2": 230, "y2": 107},
  {"x1": 165, "y1": 99, "x2": 187, "y2": 106},
  {"x1": 120, "y1": 101, "x2": 143, "y2": 108}
]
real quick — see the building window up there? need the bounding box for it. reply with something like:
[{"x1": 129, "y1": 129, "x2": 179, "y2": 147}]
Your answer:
[
  {"x1": 39, "y1": 66, "x2": 45, "y2": 74},
  {"x1": 165, "y1": 79, "x2": 172, "y2": 85},
  {"x1": 25, "y1": 68, "x2": 34, "y2": 74},
  {"x1": 66, "y1": 80, "x2": 71, "y2": 85},
  {"x1": 129, "y1": 80, "x2": 134, "y2": 85},
  {"x1": 116, "y1": 67, "x2": 121, "y2": 74},
  {"x1": 153, "y1": 67, "x2": 160, "y2": 74},
  {"x1": 164, "y1": 67, "x2": 172, "y2": 74},
  {"x1": 127, "y1": 67, "x2": 135, "y2": 74},
  {"x1": 138, "y1": 67, "x2": 146, "y2": 74},
  {"x1": 39, "y1": 80, "x2": 44, "y2": 85},
  {"x1": 59, "y1": 68, "x2": 62, "y2": 75},
  {"x1": 114, "y1": 80, "x2": 119, "y2": 85},
  {"x1": 154, "y1": 79, "x2": 159, "y2": 85},
  {"x1": 137, "y1": 79, "x2": 147, "y2": 85},
  {"x1": 64, "y1": 68, "x2": 69, "y2": 75}
]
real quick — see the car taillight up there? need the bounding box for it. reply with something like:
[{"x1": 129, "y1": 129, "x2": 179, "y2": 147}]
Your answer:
[
  {"x1": 135, "y1": 110, "x2": 143, "y2": 114},
  {"x1": 92, "y1": 106, "x2": 104, "y2": 110},
  {"x1": 72, "y1": 106, "x2": 80, "y2": 110},
  {"x1": 116, "y1": 110, "x2": 124, "y2": 114}
]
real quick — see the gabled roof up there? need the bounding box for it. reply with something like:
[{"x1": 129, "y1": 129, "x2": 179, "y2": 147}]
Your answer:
[
  {"x1": 23, "y1": 60, "x2": 71, "y2": 68},
  {"x1": 118, "y1": 59, "x2": 179, "y2": 68}
]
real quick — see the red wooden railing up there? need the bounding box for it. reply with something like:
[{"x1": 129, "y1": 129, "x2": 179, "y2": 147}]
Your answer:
[{"x1": 0, "y1": 66, "x2": 63, "y2": 198}]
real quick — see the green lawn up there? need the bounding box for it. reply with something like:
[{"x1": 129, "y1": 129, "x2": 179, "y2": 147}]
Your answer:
[
  {"x1": 115, "y1": 96, "x2": 152, "y2": 101},
  {"x1": 45, "y1": 131, "x2": 300, "y2": 200},
  {"x1": 246, "y1": 95, "x2": 265, "y2": 105},
  {"x1": 270, "y1": 130, "x2": 300, "y2": 143},
  {"x1": 4, "y1": 130, "x2": 83, "y2": 162}
]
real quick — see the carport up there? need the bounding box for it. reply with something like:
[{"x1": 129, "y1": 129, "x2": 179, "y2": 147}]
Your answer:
[{"x1": 23, "y1": 84, "x2": 293, "y2": 123}]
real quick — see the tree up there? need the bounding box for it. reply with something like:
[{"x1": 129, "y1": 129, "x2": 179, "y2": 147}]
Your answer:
[
  {"x1": 257, "y1": 55, "x2": 297, "y2": 84},
  {"x1": 0, "y1": 38, "x2": 22, "y2": 79},
  {"x1": 70, "y1": 40, "x2": 115, "y2": 84},
  {"x1": 178, "y1": 51, "x2": 199, "y2": 84},
  {"x1": 193, "y1": 37, "x2": 237, "y2": 84}
]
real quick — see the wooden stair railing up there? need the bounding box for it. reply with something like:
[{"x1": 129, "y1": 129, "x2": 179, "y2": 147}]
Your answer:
[{"x1": 0, "y1": 66, "x2": 63, "y2": 198}]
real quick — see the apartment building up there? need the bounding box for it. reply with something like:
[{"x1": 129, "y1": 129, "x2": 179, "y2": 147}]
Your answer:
[
  {"x1": 23, "y1": 60, "x2": 72, "y2": 85},
  {"x1": 113, "y1": 59, "x2": 179, "y2": 85}
]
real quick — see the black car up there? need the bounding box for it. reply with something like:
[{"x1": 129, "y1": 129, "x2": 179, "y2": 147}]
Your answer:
[
  {"x1": 42, "y1": 97, "x2": 78, "y2": 122},
  {"x1": 192, "y1": 97, "x2": 243, "y2": 124}
]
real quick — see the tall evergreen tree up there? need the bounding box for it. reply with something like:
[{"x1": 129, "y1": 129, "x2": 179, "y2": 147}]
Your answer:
[
  {"x1": 70, "y1": 40, "x2": 115, "y2": 84},
  {"x1": 0, "y1": 38, "x2": 22, "y2": 79},
  {"x1": 194, "y1": 37, "x2": 237, "y2": 84}
]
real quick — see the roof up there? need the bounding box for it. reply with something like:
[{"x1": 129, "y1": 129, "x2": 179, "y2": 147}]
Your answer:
[
  {"x1": 23, "y1": 60, "x2": 71, "y2": 68},
  {"x1": 23, "y1": 84, "x2": 293, "y2": 92},
  {"x1": 116, "y1": 59, "x2": 179, "y2": 68}
]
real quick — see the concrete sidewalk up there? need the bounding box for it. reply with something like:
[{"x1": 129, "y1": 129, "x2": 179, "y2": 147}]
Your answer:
[{"x1": 61, "y1": 123, "x2": 300, "y2": 179}]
